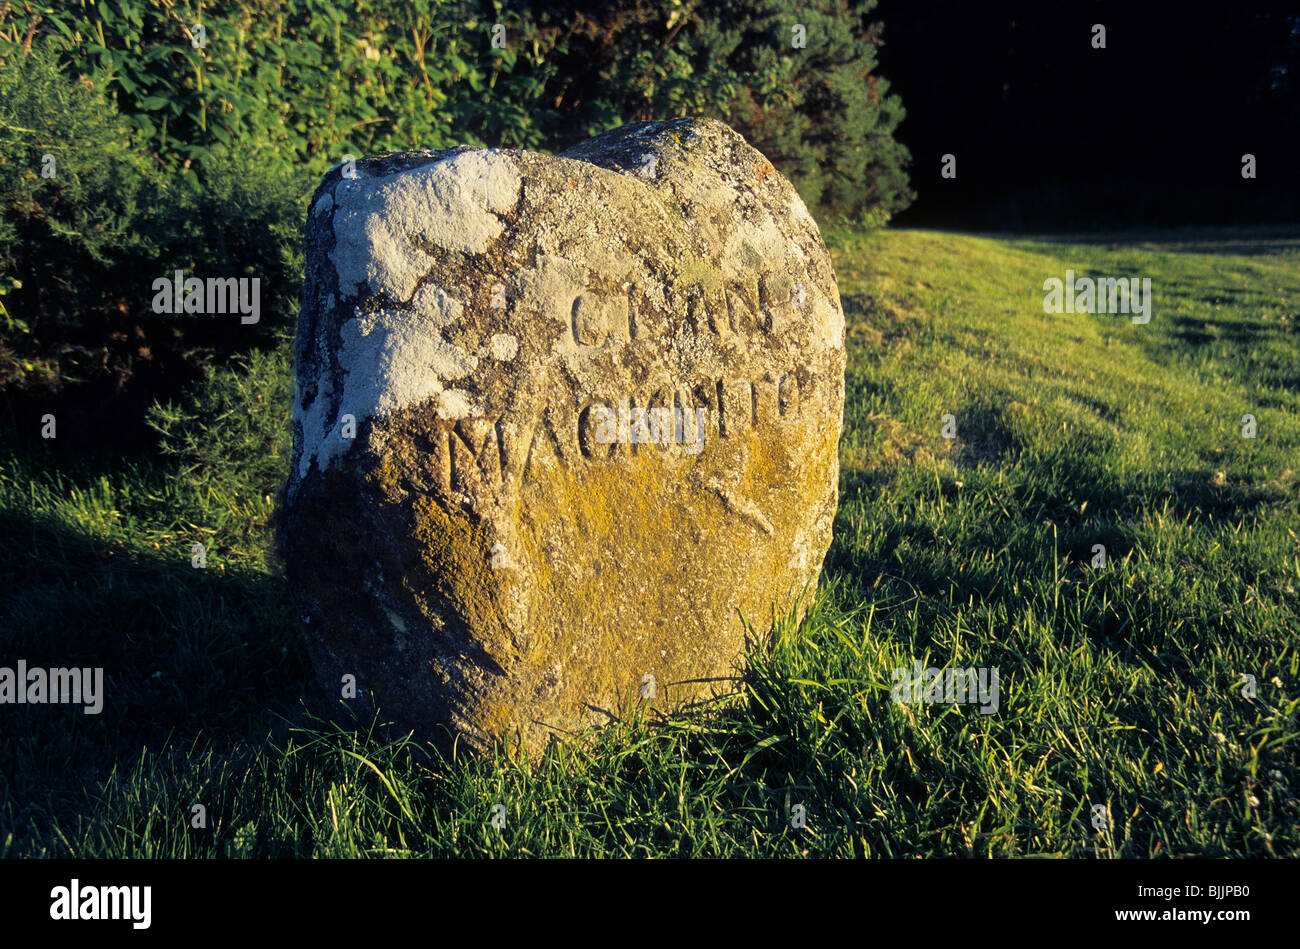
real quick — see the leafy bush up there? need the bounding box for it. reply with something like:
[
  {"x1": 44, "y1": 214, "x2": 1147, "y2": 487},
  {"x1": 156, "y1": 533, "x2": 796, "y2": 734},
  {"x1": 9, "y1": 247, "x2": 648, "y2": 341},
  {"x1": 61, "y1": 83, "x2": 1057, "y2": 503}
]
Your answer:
[
  {"x1": 0, "y1": 0, "x2": 537, "y2": 183},
  {"x1": 133, "y1": 145, "x2": 308, "y2": 344},
  {"x1": 0, "y1": 44, "x2": 153, "y2": 330},
  {"x1": 1, "y1": 0, "x2": 912, "y2": 220},
  {"x1": 145, "y1": 343, "x2": 293, "y2": 501},
  {"x1": 0, "y1": 42, "x2": 306, "y2": 324},
  {"x1": 508, "y1": 0, "x2": 915, "y2": 221},
  {"x1": 0, "y1": 38, "x2": 306, "y2": 462}
]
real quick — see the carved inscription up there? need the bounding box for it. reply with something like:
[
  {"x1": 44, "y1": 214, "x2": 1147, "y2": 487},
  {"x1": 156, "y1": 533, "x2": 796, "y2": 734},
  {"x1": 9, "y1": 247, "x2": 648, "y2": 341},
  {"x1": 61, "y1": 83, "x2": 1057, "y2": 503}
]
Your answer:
[
  {"x1": 570, "y1": 291, "x2": 630, "y2": 347},
  {"x1": 574, "y1": 374, "x2": 805, "y2": 462},
  {"x1": 421, "y1": 268, "x2": 816, "y2": 498},
  {"x1": 418, "y1": 373, "x2": 808, "y2": 498},
  {"x1": 567, "y1": 272, "x2": 806, "y2": 347}
]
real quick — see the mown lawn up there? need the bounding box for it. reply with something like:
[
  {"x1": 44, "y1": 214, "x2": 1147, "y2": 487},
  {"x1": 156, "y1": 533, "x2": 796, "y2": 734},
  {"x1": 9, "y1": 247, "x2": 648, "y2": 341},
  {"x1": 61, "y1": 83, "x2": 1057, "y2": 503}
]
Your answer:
[{"x1": 2, "y1": 227, "x2": 1297, "y2": 857}]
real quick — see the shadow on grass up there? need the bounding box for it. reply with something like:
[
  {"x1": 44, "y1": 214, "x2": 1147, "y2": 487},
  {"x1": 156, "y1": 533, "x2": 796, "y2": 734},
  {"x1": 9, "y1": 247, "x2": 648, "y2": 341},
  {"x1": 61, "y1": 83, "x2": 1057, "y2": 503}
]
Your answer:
[{"x1": 0, "y1": 497, "x2": 323, "y2": 854}]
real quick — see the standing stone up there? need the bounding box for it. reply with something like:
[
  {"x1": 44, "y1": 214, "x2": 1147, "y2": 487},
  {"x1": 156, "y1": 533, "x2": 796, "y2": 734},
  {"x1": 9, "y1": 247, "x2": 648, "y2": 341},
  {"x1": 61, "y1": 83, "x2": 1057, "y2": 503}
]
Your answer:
[{"x1": 283, "y1": 117, "x2": 845, "y2": 757}]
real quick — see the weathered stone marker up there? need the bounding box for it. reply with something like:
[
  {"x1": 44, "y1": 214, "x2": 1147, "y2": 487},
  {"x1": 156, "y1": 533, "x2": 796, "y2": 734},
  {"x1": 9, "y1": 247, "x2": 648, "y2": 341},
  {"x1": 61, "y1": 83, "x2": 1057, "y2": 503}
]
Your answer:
[{"x1": 283, "y1": 117, "x2": 845, "y2": 756}]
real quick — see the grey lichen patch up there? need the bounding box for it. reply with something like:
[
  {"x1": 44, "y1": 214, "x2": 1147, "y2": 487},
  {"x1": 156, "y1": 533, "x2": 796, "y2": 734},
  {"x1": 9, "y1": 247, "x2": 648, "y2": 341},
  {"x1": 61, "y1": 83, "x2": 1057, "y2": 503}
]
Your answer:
[
  {"x1": 284, "y1": 117, "x2": 847, "y2": 760},
  {"x1": 330, "y1": 150, "x2": 522, "y2": 302}
]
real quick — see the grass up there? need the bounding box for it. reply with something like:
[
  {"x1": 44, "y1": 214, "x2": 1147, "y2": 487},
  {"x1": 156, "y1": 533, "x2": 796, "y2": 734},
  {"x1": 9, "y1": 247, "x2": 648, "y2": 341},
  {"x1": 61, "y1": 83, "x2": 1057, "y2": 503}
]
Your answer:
[{"x1": 1, "y1": 226, "x2": 1297, "y2": 858}]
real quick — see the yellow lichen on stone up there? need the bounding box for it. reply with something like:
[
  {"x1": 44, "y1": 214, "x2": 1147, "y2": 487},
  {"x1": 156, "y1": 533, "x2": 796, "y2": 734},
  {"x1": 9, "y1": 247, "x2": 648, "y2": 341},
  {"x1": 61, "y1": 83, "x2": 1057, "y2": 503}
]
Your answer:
[
  {"x1": 678, "y1": 253, "x2": 725, "y2": 292},
  {"x1": 409, "y1": 495, "x2": 513, "y2": 655},
  {"x1": 513, "y1": 446, "x2": 724, "y2": 710}
]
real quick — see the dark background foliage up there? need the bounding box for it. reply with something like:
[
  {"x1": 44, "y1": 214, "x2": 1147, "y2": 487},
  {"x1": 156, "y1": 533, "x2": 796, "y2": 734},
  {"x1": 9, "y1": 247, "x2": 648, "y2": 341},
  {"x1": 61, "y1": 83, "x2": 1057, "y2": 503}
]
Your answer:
[{"x1": 878, "y1": 0, "x2": 1300, "y2": 229}]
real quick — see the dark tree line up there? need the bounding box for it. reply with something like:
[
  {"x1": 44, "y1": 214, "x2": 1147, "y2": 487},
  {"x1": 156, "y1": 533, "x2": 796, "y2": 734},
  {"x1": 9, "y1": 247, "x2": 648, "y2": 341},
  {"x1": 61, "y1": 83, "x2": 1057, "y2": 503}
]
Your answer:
[{"x1": 875, "y1": 0, "x2": 1300, "y2": 228}]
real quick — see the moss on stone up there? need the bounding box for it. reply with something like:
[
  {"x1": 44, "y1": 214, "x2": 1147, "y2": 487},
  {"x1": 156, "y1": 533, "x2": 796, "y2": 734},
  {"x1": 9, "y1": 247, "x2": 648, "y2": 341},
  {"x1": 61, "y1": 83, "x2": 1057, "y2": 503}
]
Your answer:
[{"x1": 677, "y1": 253, "x2": 725, "y2": 292}]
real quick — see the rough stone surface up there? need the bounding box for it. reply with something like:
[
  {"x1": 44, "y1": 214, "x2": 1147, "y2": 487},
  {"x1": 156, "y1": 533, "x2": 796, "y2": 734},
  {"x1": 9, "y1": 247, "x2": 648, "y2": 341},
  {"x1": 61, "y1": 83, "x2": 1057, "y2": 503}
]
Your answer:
[{"x1": 283, "y1": 117, "x2": 846, "y2": 757}]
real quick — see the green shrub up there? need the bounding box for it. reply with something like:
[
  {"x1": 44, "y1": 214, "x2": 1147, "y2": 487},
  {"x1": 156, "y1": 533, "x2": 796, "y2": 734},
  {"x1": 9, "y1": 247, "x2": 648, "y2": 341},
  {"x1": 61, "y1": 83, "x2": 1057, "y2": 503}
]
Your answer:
[
  {"x1": 509, "y1": 0, "x2": 915, "y2": 220},
  {"x1": 0, "y1": 44, "x2": 153, "y2": 331},
  {"x1": 145, "y1": 342, "x2": 293, "y2": 501},
  {"x1": 0, "y1": 39, "x2": 306, "y2": 361},
  {"x1": 722, "y1": 0, "x2": 914, "y2": 220},
  {"x1": 1, "y1": 0, "x2": 525, "y2": 182},
  {"x1": 2, "y1": 0, "x2": 912, "y2": 221},
  {"x1": 133, "y1": 144, "x2": 308, "y2": 343}
]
